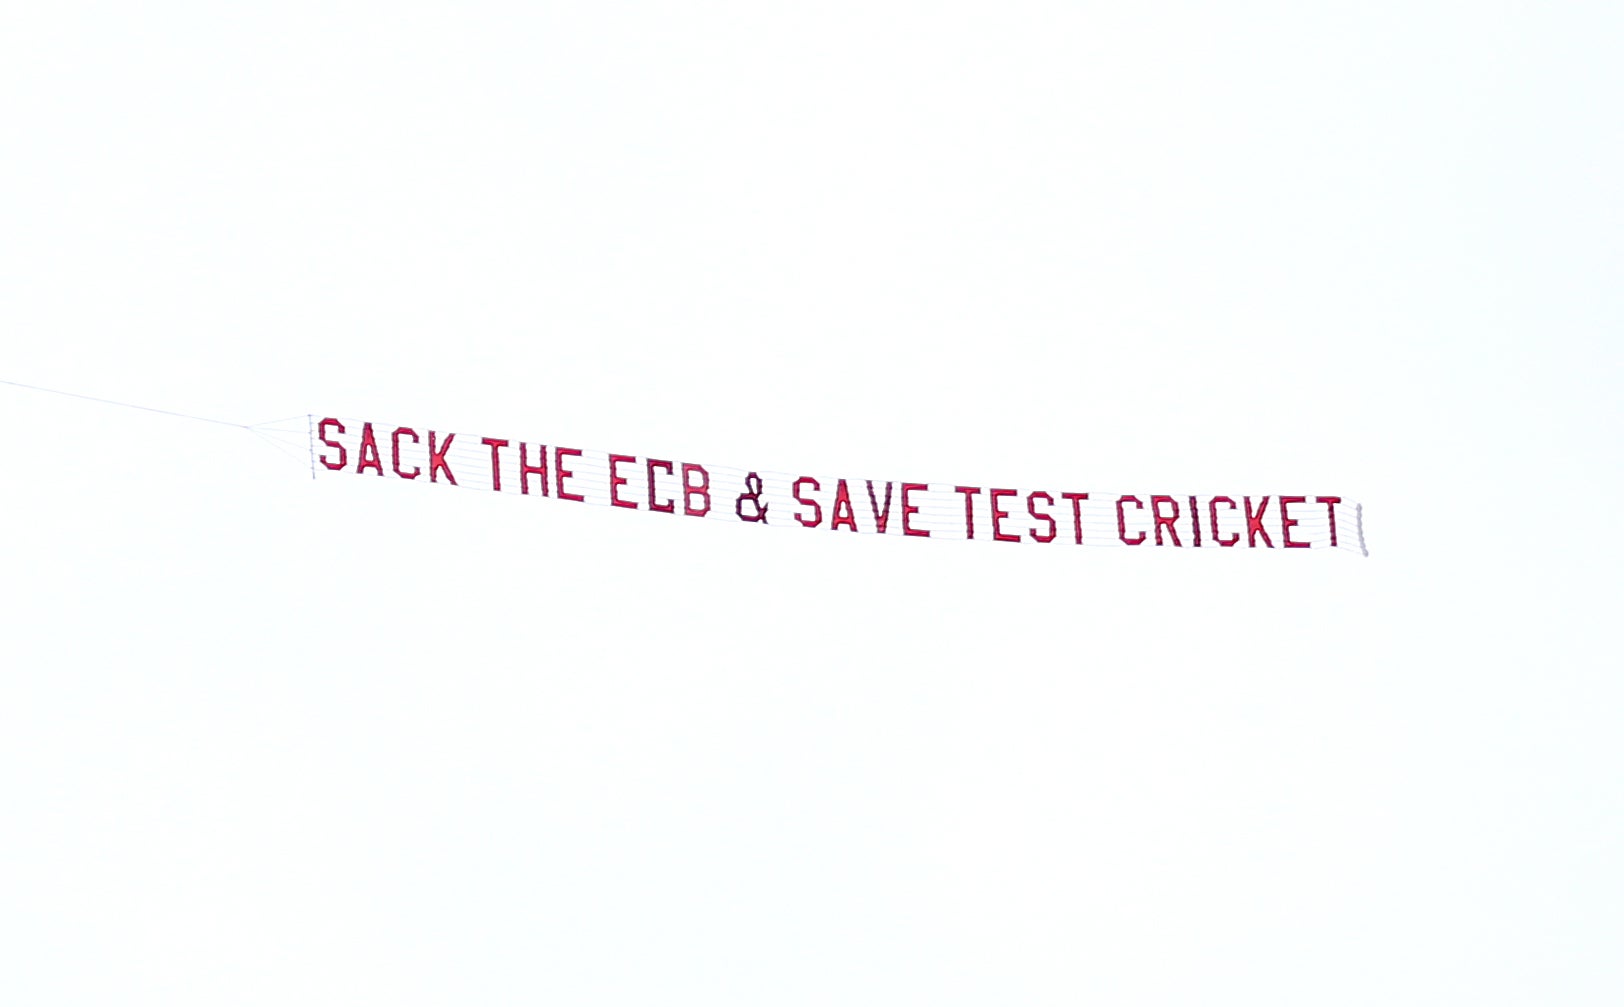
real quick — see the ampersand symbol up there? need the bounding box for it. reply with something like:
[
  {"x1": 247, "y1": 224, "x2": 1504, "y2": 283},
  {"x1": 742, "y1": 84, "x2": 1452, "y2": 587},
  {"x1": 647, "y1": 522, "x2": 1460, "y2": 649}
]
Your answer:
[{"x1": 735, "y1": 472, "x2": 769, "y2": 524}]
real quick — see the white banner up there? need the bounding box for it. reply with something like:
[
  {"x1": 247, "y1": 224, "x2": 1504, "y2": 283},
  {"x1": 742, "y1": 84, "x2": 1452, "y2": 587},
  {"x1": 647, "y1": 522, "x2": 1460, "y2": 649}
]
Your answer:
[{"x1": 313, "y1": 416, "x2": 1367, "y2": 555}]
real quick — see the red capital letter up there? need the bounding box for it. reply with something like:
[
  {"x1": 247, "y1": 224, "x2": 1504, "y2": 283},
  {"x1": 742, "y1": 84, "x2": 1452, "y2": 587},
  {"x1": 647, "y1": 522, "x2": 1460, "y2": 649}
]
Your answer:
[
  {"x1": 954, "y1": 486, "x2": 981, "y2": 539},
  {"x1": 1279, "y1": 495, "x2": 1309, "y2": 548},
  {"x1": 989, "y1": 488, "x2": 1020, "y2": 543},
  {"x1": 392, "y1": 427, "x2": 420, "y2": 479},
  {"x1": 428, "y1": 431, "x2": 457, "y2": 485},
  {"x1": 519, "y1": 443, "x2": 548, "y2": 496},
  {"x1": 901, "y1": 483, "x2": 929, "y2": 537},
  {"x1": 356, "y1": 423, "x2": 384, "y2": 475},
  {"x1": 647, "y1": 459, "x2": 674, "y2": 512},
  {"x1": 482, "y1": 437, "x2": 509, "y2": 492},
  {"x1": 1116, "y1": 495, "x2": 1146, "y2": 545},
  {"x1": 317, "y1": 418, "x2": 347, "y2": 471},
  {"x1": 830, "y1": 479, "x2": 857, "y2": 531},
  {"x1": 682, "y1": 463, "x2": 710, "y2": 516},
  {"x1": 1061, "y1": 492, "x2": 1090, "y2": 544},
  {"x1": 1244, "y1": 496, "x2": 1274, "y2": 548},
  {"x1": 866, "y1": 481, "x2": 895, "y2": 534},
  {"x1": 1316, "y1": 496, "x2": 1342, "y2": 547},
  {"x1": 793, "y1": 477, "x2": 822, "y2": 527},
  {"x1": 1209, "y1": 497, "x2": 1239, "y2": 547},
  {"x1": 1027, "y1": 491, "x2": 1057, "y2": 543},
  {"x1": 609, "y1": 454, "x2": 638, "y2": 509},
  {"x1": 1150, "y1": 495, "x2": 1182, "y2": 547},
  {"x1": 555, "y1": 448, "x2": 584, "y2": 502}
]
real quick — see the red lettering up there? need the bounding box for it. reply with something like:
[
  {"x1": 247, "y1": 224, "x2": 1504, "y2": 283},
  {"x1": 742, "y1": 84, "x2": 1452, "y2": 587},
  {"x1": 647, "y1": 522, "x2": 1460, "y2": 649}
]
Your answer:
[
  {"x1": 1116, "y1": 495, "x2": 1146, "y2": 545},
  {"x1": 356, "y1": 423, "x2": 384, "y2": 475},
  {"x1": 865, "y1": 481, "x2": 894, "y2": 534},
  {"x1": 682, "y1": 463, "x2": 710, "y2": 516},
  {"x1": 830, "y1": 479, "x2": 857, "y2": 531},
  {"x1": 1189, "y1": 495, "x2": 1202, "y2": 547},
  {"x1": 1061, "y1": 492, "x2": 1090, "y2": 544},
  {"x1": 428, "y1": 431, "x2": 457, "y2": 485},
  {"x1": 1208, "y1": 497, "x2": 1239, "y2": 547},
  {"x1": 989, "y1": 488, "x2": 1021, "y2": 543},
  {"x1": 954, "y1": 486, "x2": 981, "y2": 539},
  {"x1": 317, "y1": 418, "x2": 347, "y2": 471},
  {"x1": 609, "y1": 454, "x2": 637, "y2": 509},
  {"x1": 555, "y1": 447, "x2": 584, "y2": 502},
  {"x1": 901, "y1": 483, "x2": 929, "y2": 537},
  {"x1": 1150, "y1": 495, "x2": 1181, "y2": 547},
  {"x1": 391, "y1": 427, "x2": 420, "y2": 479},
  {"x1": 482, "y1": 437, "x2": 509, "y2": 491},
  {"x1": 519, "y1": 443, "x2": 548, "y2": 496},
  {"x1": 1316, "y1": 496, "x2": 1342, "y2": 547},
  {"x1": 1244, "y1": 496, "x2": 1274, "y2": 548},
  {"x1": 647, "y1": 459, "x2": 674, "y2": 512},
  {"x1": 793, "y1": 477, "x2": 822, "y2": 528},
  {"x1": 1279, "y1": 495, "x2": 1308, "y2": 548},
  {"x1": 1027, "y1": 491, "x2": 1057, "y2": 543}
]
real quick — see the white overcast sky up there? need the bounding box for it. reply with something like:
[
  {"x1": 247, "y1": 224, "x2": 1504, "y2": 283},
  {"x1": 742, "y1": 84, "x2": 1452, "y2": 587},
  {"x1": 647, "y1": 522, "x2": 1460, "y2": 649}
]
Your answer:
[{"x1": 3, "y1": 4, "x2": 1620, "y2": 1004}]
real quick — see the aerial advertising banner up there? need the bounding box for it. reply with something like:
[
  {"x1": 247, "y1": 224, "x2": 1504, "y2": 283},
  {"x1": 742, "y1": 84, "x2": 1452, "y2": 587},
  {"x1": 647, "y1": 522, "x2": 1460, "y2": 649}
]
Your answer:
[{"x1": 312, "y1": 416, "x2": 1367, "y2": 555}]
